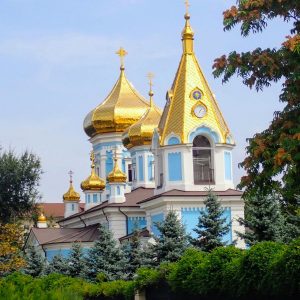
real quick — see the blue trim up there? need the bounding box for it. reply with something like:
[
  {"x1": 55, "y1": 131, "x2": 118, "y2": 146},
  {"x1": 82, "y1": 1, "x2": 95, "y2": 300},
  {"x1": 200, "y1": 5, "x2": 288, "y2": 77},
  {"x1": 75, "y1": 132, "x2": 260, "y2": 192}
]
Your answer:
[
  {"x1": 189, "y1": 126, "x2": 220, "y2": 143},
  {"x1": 93, "y1": 194, "x2": 97, "y2": 203},
  {"x1": 93, "y1": 141, "x2": 122, "y2": 152},
  {"x1": 224, "y1": 151, "x2": 232, "y2": 180},
  {"x1": 148, "y1": 155, "x2": 154, "y2": 181},
  {"x1": 105, "y1": 150, "x2": 113, "y2": 176},
  {"x1": 138, "y1": 156, "x2": 144, "y2": 181},
  {"x1": 117, "y1": 186, "x2": 120, "y2": 195},
  {"x1": 127, "y1": 217, "x2": 147, "y2": 235},
  {"x1": 168, "y1": 152, "x2": 182, "y2": 181},
  {"x1": 151, "y1": 213, "x2": 164, "y2": 236},
  {"x1": 168, "y1": 136, "x2": 180, "y2": 145},
  {"x1": 46, "y1": 249, "x2": 71, "y2": 261}
]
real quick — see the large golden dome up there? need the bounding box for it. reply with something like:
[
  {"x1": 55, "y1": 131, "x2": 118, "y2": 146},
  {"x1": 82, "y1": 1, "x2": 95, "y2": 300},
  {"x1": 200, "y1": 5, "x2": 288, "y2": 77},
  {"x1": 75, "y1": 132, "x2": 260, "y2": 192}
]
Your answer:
[
  {"x1": 123, "y1": 88, "x2": 162, "y2": 149},
  {"x1": 81, "y1": 152, "x2": 105, "y2": 191},
  {"x1": 83, "y1": 48, "x2": 150, "y2": 137}
]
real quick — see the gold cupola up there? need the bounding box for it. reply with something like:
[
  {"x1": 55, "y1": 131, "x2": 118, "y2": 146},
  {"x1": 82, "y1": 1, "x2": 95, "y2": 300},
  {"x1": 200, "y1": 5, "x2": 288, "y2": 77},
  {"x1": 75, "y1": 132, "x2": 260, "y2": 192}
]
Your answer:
[
  {"x1": 107, "y1": 152, "x2": 127, "y2": 183},
  {"x1": 83, "y1": 47, "x2": 150, "y2": 137},
  {"x1": 38, "y1": 212, "x2": 47, "y2": 223},
  {"x1": 159, "y1": 3, "x2": 232, "y2": 145},
  {"x1": 81, "y1": 152, "x2": 105, "y2": 191},
  {"x1": 123, "y1": 73, "x2": 162, "y2": 149},
  {"x1": 63, "y1": 171, "x2": 81, "y2": 201}
]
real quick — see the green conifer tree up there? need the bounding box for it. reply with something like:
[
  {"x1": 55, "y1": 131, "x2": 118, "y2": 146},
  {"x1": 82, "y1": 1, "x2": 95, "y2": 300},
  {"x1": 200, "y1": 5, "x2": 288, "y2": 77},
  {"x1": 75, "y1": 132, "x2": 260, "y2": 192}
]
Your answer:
[
  {"x1": 121, "y1": 227, "x2": 144, "y2": 279},
  {"x1": 84, "y1": 224, "x2": 126, "y2": 281},
  {"x1": 46, "y1": 254, "x2": 69, "y2": 275},
  {"x1": 237, "y1": 192, "x2": 299, "y2": 246},
  {"x1": 151, "y1": 211, "x2": 188, "y2": 265},
  {"x1": 191, "y1": 191, "x2": 230, "y2": 252},
  {"x1": 23, "y1": 246, "x2": 45, "y2": 277},
  {"x1": 66, "y1": 242, "x2": 85, "y2": 277}
]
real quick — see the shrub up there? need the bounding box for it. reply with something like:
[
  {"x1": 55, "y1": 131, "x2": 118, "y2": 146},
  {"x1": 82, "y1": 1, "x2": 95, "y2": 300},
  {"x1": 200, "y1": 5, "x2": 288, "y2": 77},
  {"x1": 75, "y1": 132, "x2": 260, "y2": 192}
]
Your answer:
[{"x1": 167, "y1": 248, "x2": 206, "y2": 295}]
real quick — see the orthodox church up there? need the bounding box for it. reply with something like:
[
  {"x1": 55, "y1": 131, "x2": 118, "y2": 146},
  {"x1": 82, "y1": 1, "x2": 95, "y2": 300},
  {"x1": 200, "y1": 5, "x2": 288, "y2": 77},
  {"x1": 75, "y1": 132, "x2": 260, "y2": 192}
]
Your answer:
[{"x1": 26, "y1": 8, "x2": 245, "y2": 260}]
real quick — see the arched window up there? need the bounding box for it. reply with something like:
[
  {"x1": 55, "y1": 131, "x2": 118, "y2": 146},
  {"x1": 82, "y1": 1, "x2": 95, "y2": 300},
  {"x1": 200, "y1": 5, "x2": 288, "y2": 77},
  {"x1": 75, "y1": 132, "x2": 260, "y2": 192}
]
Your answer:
[{"x1": 193, "y1": 135, "x2": 214, "y2": 184}]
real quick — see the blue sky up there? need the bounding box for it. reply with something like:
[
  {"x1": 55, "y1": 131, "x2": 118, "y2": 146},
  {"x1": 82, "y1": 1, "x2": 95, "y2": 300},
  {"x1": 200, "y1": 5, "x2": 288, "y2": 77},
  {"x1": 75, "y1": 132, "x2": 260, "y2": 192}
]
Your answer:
[{"x1": 0, "y1": 0, "x2": 290, "y2": 203}]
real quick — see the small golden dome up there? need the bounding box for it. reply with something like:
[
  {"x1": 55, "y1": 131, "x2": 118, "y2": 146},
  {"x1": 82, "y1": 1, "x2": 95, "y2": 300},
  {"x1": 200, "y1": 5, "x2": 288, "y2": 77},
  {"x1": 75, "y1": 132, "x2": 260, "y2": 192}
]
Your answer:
[
  {"x1": 63, "y1": 181, "x2": 81, "y2": 201},
  {"x1": 38, "y1": 213, "x2": 47, "y2": 223},
  {"x1": 83, "y1": 48, "x2": 150, "y2": 137},
  {"x1": 107, "y1": 154, "x2": 127, "y2": 183},
  {"x1": 81, "y1": 152, "x2": 105, "y2": 191},
  {"x1": 123, "y1": 75, "x2": 162, "y2": 149}
]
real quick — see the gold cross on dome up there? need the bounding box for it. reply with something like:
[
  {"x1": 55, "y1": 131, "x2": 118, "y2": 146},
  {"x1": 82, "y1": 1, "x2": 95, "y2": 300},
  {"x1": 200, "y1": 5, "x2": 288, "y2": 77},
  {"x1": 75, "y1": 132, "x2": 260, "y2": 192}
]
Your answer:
[
  {"x1": 184, "y1": 0, "x2": 190, "y2": 14},
  {"x1": 147, "y1": 72, "x2": 154, "y2": 90},
  {"x1": 116, "y1": 47, "x2": 128, "y2": 67},
  {"x1": 90, "y1": 151, "x2": 95, "y2": 163},
  {"x1": 68, "y1": 170, "x2": 73, "y2": 183}
]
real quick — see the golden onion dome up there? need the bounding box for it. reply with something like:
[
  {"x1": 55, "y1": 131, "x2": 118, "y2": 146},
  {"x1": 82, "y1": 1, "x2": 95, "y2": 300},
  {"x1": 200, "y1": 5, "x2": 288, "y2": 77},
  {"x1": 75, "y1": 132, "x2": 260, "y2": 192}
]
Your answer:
[
  {"x1": 81, "y1": 151, "x2": 105, "y2": 191},
  {"x1": 38, "y1": 212, "x2": 47, "y2": 223},
  {"x1": 83, "y1": 48, "x2": 150, "y2": 137},
  {"x1": 107, "y1": 155, "x2": 127, "y2": 183},
  {"x1": 123, "y1": 75, "x2": 162, "y2": 149},
  {"x1": 63, "y1": 180, "x2": 81, "y2": 201}
]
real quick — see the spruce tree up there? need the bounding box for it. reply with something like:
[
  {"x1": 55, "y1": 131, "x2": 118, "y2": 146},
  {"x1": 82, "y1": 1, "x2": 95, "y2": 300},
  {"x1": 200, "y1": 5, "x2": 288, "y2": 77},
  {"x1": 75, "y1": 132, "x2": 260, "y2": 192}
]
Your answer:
[
  {"x1": 191, "y1": 191, "x2": 230, "y2": 252},
  {"x1": 66, "y1": 242, "x2": 85, "y2": 277},
  {"x1": 151, "y1": 211, "x2": 188, "y2": 265},
  {"x1": 121, "y1": 228, "x2": 144, "y2": 279},
  {"x1": 23, "y1": 246, "x2": 45, "y2": 277},
  {"x1": 46, "y1": 254, "x2": 69, "y2": 275},
  {"x1": 237, "y1": 192, "x2": 299, "y2": 246},
  {"x1": 84, "y1": 224, "x2": 126, "y2": 281}
]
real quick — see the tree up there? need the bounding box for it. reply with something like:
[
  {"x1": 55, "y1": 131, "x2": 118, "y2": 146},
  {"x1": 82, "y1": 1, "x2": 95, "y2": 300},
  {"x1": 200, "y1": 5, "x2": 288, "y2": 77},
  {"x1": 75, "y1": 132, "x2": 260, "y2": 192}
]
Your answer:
[
  {"x1": 66, "y1": 242, "x2": 85, "y2": 278},
  {"x1": 23, "y1": 246, "x2": 45, "y2": 277},
  {"x1": 84, "y1": 224, "x2": 126, "y2": 281},
  {"x1": 151, "y1": 211, "x2": 188, "y2": 265},
  {"x1": 0, "y1": 149, "x2": 42, "y2": 223},
  {"x1": 191, "y1": 191, "x2": 230, "y2": 252},
  {"x1": 212, "y1": 0, "x2": 300, "y2": 213},
  {"x1": 238, "y1": 192, "x2": 300, "y2": 245},
  {"x1": 0, "y1": 223, "x2": 25, "y2": 276},
  {"x1": 121, "y1": 228, "x2": 144, "y2": 279},
  {"x1": 46, "y1": 255, "x2": 69, "y2": 275}
]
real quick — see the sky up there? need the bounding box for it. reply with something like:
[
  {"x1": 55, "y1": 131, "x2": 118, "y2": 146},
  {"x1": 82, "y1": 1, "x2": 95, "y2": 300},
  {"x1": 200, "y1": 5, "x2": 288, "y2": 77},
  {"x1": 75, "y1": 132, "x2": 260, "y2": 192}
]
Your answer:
[{"x1": 0, "y1": 0, "x2": 291, "y2": 203}]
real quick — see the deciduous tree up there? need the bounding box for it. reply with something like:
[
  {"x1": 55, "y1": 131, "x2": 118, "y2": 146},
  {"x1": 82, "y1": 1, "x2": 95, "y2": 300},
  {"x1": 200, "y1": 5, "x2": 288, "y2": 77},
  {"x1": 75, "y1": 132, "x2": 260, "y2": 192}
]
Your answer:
[{"x1": 213, "y1": 0, "x2": 300, "y2": 213}]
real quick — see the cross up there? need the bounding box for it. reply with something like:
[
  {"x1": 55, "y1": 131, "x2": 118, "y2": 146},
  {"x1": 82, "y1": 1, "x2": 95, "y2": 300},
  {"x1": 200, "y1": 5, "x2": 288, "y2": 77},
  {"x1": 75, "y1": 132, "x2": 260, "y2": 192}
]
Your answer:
[
  {"x1": 68, "y1": 170, "x2": 73, "y2": 183},
  {"x1": 116, "y1": 47, "x2": 128, "y2": 67},
  {"x1": 147, "y1": 72, "x2": 154, "y2": 91},
  {"x1": 184, "y1": 0, "x2": 190, "y2": 14},
  {"x1": 90, "y1": 150, "x2": 95, "y2": 163}
]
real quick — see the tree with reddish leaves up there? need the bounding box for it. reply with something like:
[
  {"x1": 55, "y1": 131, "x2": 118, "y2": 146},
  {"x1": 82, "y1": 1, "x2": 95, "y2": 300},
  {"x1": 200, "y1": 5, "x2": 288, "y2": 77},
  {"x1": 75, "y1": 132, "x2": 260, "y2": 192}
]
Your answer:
[{"x1": 213, "y1": 0, "x2": 300, "y2": 214}]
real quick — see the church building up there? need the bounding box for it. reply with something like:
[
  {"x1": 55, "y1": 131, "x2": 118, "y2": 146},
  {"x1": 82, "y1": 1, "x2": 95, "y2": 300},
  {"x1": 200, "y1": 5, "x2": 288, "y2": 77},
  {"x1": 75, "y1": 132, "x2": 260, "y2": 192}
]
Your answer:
[{"x1": 26, "y1": 8, "x2": 244, "y2": 259}]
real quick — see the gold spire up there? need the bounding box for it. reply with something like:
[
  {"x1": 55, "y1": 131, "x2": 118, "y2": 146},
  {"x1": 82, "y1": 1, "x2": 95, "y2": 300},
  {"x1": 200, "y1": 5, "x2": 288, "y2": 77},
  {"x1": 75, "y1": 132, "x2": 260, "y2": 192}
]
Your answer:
[
  {"x1": 122, "y1": 73, "x2": 162, "y2": 149},
  {"x1": 159, "y1": 4, "x2": 231, "y2": 145},
  {"x1": 116, "y1": 47, "x2": 128, "y2": 71},
  {"x1": 81, "y1": 152, "x2": 105, "y2": 191},
  {"x1": 63, "y1": 171, "x2": 81, "y2": 201},
  {"x1": 83, "y1": 48, "x2": 150, "y2": 137},
  {"x1": 38, "y1": 212, "x2": 47, "y2": 223},
  {"x1": 107, "y1": 150, "x2": 127, "y2": 183}
]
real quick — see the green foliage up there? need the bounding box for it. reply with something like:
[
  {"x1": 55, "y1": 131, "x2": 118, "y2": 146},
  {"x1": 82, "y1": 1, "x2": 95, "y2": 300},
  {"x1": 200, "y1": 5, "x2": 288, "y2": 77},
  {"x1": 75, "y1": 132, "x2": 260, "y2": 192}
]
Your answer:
[
  {"x1": 134, "y1": 267, "x2": 161, "y2": 290},
  {"x1": 0, "y1": 149, "x2": 42, "y2": 223},
  {"x1": 66, "y1": 243, "x2": 85, "y2": 278},
  {"x1": 167, "y1": 248, "x2": 206, "y2": 294},
  {"x1": 23, "y1": 246, "x2": 45, "y2": 277},
  {"x1": 151, "y1": 211, "x2": 188, "y2": 265},
  {"x1": 46, "y1": 254, "x2": 69, "y2": 275},
  {"x1": 213, "y1": 0, "x2": 300, "y2": 212},
  {"x1": 84, "y1": 224, "x2": 127, "y2": 281},
  {"x1": 190, "y1": 191, "x2": 230, "y2": 251}
]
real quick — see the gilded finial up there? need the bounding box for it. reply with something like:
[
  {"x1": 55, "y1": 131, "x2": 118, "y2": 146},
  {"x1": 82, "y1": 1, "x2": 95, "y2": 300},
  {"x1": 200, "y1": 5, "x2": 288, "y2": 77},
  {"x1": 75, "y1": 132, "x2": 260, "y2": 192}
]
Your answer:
[
  {"x1": 68, "y1": 170, "x2": 74, "y2": 183},
  {"x1": 116, "y1": 47, "x2": 128, "y2": 70},
  {"x1": 90, "y1": 150, "x2": 95, "y2": 168},
  {"x1": 147, "y1": 72, "x2": 154, "y2": 105},
  {"x1": 184, "y1": 0, "x2": 190, "y2": 18}
]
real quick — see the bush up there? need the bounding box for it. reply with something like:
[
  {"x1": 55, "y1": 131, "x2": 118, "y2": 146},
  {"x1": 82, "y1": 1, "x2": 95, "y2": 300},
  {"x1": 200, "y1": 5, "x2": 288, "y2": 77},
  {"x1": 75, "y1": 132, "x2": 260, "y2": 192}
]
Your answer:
[
  {"x1": 189, "y1": 246, "x2": 243, "y2": 296},
  {"x1": 167, "y1": 248, "x2": 206, "y2": 295},
  {"x1": 235, "y1": 241, "x2": 287, "y2": 298}
]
